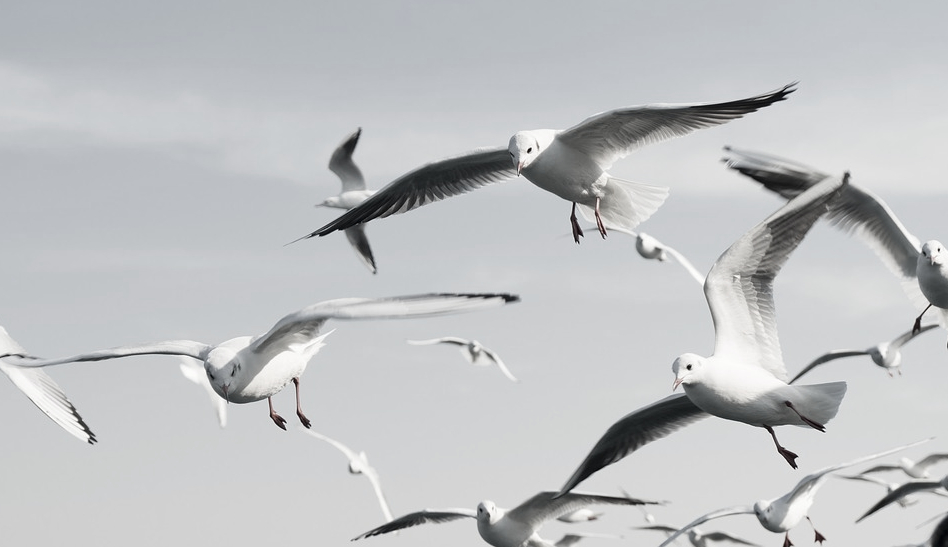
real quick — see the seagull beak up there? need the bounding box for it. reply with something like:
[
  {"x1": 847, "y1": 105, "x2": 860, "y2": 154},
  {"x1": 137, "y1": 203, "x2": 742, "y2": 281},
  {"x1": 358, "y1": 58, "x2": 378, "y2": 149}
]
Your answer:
[
  {"x1": 516, "y1": 162, "x2": 523, "y2": 176},
  {"x1": 672, "y1": 377, "x2": 684, "y2": 391},
  {"x1": 221, "y1": 384, "x2": 231, "y2": 404}
]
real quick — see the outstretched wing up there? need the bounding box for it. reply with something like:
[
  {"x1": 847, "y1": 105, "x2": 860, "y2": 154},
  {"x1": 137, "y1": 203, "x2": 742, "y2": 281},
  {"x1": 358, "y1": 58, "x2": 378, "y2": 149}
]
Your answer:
[
  {"x1": 0, "y1": 360, "x2": 97, "y2": 444},
  {"x1": 508, "y1": 491, "x2": 657, "y2": 530},
  {"x1": 351, "y1": 508, "x2": 476, "y2": 540},
  {"x1": 557, "y1": 83, "x2": 796, "y2": 170},
  {"x1": 788, "y1": 350, "x2": 868, "y2": 384},
  {"x1": 328, "y1": 127, "x2": 366, "y2": 192},
  {"x1": 344, "y1": 225, "x2": 378, "y2": 274},
  {"x1": 557, "y1": 393, "x2": 709, "y2": 496},
  {"x1": 2, "y1": 339, "x2": 213, "y2": 368},
  {"x1": 295, "y1": 147, "x2": 515, "y2": 240},
  {"x1": 657, "y1": 506, "x2": 755, "y2": 547},
  {"x1": 856, "y1": 480, "x2": 944, "y2": 522}
]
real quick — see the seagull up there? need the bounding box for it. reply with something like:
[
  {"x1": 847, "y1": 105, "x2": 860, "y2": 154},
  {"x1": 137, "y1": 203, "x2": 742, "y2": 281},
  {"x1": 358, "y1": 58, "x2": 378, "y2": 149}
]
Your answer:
[
  {"x1": 657, "y1": 438, "x2": 931, "y2": 547},
  {"x1": 634, "y1": 231, "x2": 706, "y2": 284},
  {"x1": 351, "y1": 490, "x2": 659, "y2": 547},
  {"x1": 295, "y1": 83, "x2": 797, "y2": 245},
  {"x1": 838, "y1": 473, "x2": 948, "y2": 509},
  {"x1": 721, "y1": 146, "x2": 948, "y2": 344},
  {"x1": 554, "y1": 532, "x2": 624, "y2": 547},
  {"x1": 555, "y1": 508, "x2": 604, "y2": 523},
  {"x1": 0, "y1": 327, "x2": 97, "y2": 444},
  {"x1": 299, "y1": 427, "x2": 393, "y2": 522},
  {"x1": 857, "y1": 474, "x2": 948, "y2": 523},
  {"x1": 0, "y1": 293, "x2": 518, "y2": 433},
  {"x1": 179, "y1": 358, "x2": 227, "y2": 428},
  {"x1": 406, "y1": 336, "x2": 518, "y2": 382},
  {"x1": 315, "y1": 127, "x2": 379, "y2": 274},
  {"x1": 858, "y1": 453, "x2": 948, "y2": 480},
  {"x1": 638, "y1": 524, "x2": 760, "y2": 547},
  {"x1": 787, "y1": 323, "x2": 940, "y2": 383},
  {"x1": 557, "y1": 169, "x2": 848, "y2": 494}
]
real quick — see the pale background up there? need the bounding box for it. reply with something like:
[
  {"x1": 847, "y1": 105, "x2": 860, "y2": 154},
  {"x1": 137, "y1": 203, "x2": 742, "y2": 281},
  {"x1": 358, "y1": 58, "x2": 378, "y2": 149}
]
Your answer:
[{"x1": 1, "y1": 2, "x2": 947, "y2": 546}]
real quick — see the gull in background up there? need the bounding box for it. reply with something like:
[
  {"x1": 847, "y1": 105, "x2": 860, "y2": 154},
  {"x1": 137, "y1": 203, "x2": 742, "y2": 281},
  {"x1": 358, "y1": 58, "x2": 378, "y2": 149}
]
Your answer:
[
  {"x1": 315, "y1": 127, "x2": 379, "y2": 274},
  {"x1": 634, "y1": 231, "x2": 706, "y2": 285},
  {"x1": 296, "y1": 84, "x2": 796, "y2": 245},
  {"x1": 637, "y1": 524, "x2": 760, "y2": 546},
  {"x1": 788, "y1": 323, "x2": 939, "y2": 383},
  {"x1": 857, "y1": 474, "x2": 948, "y2": 523},
  {"x1": 351, "y1": 490, "x2": 659, "y2": 547},
  {"x1": 838, "y1": 473, "x2": 948, "y2": 509},
  {"x1": 722, "y1": 146, "x2": 948, "y2": 344},
  {"x1": 556, "y1": 508, "x2": 604, "y2": 523},
  {"x1": 554, "y1": 532, "x2": 625, "y2": 547},
  {"x1": 557, "y1": 168, "x2": 848, "y2": 495},
  {"x1": 406, "y1": 336, "x2": 519, "y2": 382},
  {"x1": 858, "y1": 452, "x2": 948, "y2": 480},
  {"x1": 299, "y1": 427, "x2": 393, "y2": 522},
  {"x1": 658, "y1": 439, "x2": 931, "y2": 547},
  {"x1": 179, "y1": 358, "x2": 227, "y2": 428},
  {"x1": 0, "y1": 293, "x2": 518, "y2": 435},
  {"x1": 0, "y1": 326, "x2": 97, "y2": 444}
]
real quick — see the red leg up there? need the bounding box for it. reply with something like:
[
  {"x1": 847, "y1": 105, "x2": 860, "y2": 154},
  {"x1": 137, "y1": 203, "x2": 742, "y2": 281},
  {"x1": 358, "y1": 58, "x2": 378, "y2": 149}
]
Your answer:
[
  {"x1": 570, "y1": 203, "x2": 584, "y2": 244},
  {"x1": 293, "y1": 377, "x2": 312, "y2": 428},
  {"x1": 785, "y1": 401, "x2": 826, "y2": 432},
  {"x1": 268, "y1": 397, "x2": 287, "y2": 430},
  {"x1": 807, "y1": 516, "x2": 826, "y2": 544},
  {"x1": 783, "y1": 532, "x2": 793, "y2": 547},
  {"x1": 765, "y1": 425, "x2": 798, "y2": 469},
  {"x1": 593, "y1": 197, "x2": 607, "y2": 239}
]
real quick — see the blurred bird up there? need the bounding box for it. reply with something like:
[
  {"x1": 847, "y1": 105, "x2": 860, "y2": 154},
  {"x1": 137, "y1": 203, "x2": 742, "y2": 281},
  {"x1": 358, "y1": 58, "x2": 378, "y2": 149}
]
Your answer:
[
  {"x1": 858, "y1": 453, "x2": 948, "y2": 480},
  {"x1": 638, "y1": 524, "x2": 759, "y2": 547},
  {"x1": 407, "y1": 336, "x2": 518, "y2": 382},
  {"x1": 179, "y1": 358, "x2": 227, "y2": 428},
  {"x1": 857, "y1": 474, "x2": 948, "y2": 522}
]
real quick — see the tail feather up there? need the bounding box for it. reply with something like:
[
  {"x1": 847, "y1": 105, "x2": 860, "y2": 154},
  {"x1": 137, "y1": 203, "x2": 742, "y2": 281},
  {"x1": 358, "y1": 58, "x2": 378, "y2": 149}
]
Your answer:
[
  {"x1": 578, "y1": 177, "x2": 669, "y2": 234},
  {"x1": 794, "y1": 381, "x2": 847, "y2": 426}
]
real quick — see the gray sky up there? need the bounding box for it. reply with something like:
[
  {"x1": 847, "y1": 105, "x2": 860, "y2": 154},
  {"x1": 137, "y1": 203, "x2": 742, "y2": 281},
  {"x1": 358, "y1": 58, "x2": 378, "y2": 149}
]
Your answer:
[{"x1": 2, "y1": 2, "x2": 947, "y2": 546}]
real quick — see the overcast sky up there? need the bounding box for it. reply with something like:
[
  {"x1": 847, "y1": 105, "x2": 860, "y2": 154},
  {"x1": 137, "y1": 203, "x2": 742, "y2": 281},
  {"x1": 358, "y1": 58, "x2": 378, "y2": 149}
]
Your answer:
[{"x1": 2, "y1": 2, "x2": 948, "y2": 546}]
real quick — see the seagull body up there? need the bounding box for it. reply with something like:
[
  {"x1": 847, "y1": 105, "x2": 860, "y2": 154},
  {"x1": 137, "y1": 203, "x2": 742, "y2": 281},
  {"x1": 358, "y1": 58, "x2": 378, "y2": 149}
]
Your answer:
[
  {"x1": 1, "y1": 293, "x2": 518, "y2": 433},
  {"x1": 638, "y1": 525, "x2": 759, "y2": 547},
  {"x1": 316, "y1": 127, "x2": 378, "y2": 273},
  {"x1": 406, "y1": 336, "x2": 518, "y2": 382},
  {"x1": 298, "y1": 84, "x2": 796, "y2": 245},
  {"x1": 179, "y1": 358, "x2": 227, "y2": 428},
  {"x1": 859, "y1": 453, "x2": 948, "y2": 480},
  {"x1": 788, "y1": 323, "x2": 939, "y2": 383},
  {"x1": 721, "y1": 146, "x2": 948, "y2": 341},
  {"x1": 352, "y1": 490, "x2": 658, "y2": 547},
  {"x1": 635, "y1": 232, "x2": 705, "y2": 284},
  {"x1": 300, "y1": 428, "x2": 393, "y2": 522},
  {"x1": 658, "y1": 439, "x2": 931, "y2": 547},
  {"x1": 857, "y1": 474, "x2": 948, "y2": 522}
]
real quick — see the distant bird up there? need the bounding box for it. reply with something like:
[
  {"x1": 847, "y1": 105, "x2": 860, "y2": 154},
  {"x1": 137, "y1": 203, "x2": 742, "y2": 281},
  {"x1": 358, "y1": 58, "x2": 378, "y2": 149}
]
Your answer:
[
  {"x1": 838, "y1": 473, "x2": 948, "y2": 509},
  {"x1": 657, "y1": 439, "x2": 931, "y2": 547},
  {"x1": 557, "y1": 170, "x2": 848, "y2": 495},
  {"x1": 554, "y1": 532, "x2": 624, "y2": 547},
  {"x1": 406, "y1": 336, "x2": 518, "y2": 382},
  {"x1": 788, "y1": 323, "x2": 939, "y2": 383},
  {"x1": 296, "y1": 84, "x2": 796, "y2": 246},
  {"x1": 299, "y1": 428, "x2": 393, "y2": 522},
  {"x1": 858, "y1": 453, "x2": 948, "y2": 480},
  {"x1": 722, "y1": 146, "x2": 948, "y2": 344},
  {"x1": 555, "y1": 508, "x2": 603, "y2": 523},
  {"x1": 351, "y1": 490, "x2": 659, "y2": 547},
  {"x1": 315, "y1": 127, "x2": 379, "y2": 273},
  {"x1": 179, "y1": 358, "x2": 227, "y2": 428},
  {"x1": 620, "y1": 486, "x2": 659, "y2": 524},
  {"x1": 0, "y1": 293, "x2": 518, "y2": 434},
  {"x1": 0, "y1": 327, "x2": 97, "y2": 444},
  {"x1": 638, "y1": 524, "x2": 759, "y2": 547},
  {"x1": 633, "y1": 232, "x2": 706, "y2": 285},
  {"x1": 857, "y1": 474, "x2": 948, "y2": 523}
]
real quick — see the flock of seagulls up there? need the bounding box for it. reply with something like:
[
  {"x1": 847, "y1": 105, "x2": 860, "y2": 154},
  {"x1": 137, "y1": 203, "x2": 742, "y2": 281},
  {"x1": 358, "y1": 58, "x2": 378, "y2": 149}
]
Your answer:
[{"x1": 3, "y1": 81, "x2": 947, "y2": 546}]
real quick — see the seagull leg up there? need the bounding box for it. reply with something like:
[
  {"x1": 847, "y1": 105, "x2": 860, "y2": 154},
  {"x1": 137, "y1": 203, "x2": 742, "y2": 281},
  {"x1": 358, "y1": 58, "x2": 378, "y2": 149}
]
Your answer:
[
  {"x1": 268, "y1": 397, "x2": 287, "y2": 430},
  {"x1": 765, "y1": 425, "x2": 798, "y2": 469},
  {"x1": 570, "y1": 203, "x2": 584, "y2": 244},
  {"x1": 807, "y1": 516, "x2": 826, "y2": 544},
  {"x1": 782, "y1": 532, "x2": 793, "y2": 547},
  {"x1": 292, "y1": 377, "x2": 312, "y2": 428},
  {"x1": 594, "y1": 197, "x2": 607, "y2": 239},
  {"x1": 913, "y1": 304, "x2": 932, "y2": 335},
  {"x1": 784, "y1": 401, "x2": 826, "y2": 432}
]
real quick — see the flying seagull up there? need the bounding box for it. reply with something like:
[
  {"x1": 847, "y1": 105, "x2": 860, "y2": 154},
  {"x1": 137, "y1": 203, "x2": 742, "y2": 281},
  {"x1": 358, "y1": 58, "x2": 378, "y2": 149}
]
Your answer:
[
  {"x1": 858, "y1": 453, "x2": 948, "y2": 480},
  {"x1": 557, "y1": 169, "x2": 847, "y2": 495},
  {"x1": 637, "y1": 524, "x2": 760, "y2": 547},
  {"x1": 657, "y1": 438, "x2": 931, "y2": 547},
  {"x1": 296, "y1": 83, "x2": 796, "y2": 245},
  {"x1": 857, "y1": 474, "x2": 948, "y2": 523},
  {"x1": 315, "y1": 127, "x2": 379, "y2": 273},
  {"x1": 722, "y1": 146, "x2": 948, "y2": 344},
  {"x1": 351, "y1": 490, "x2": 659, "y2": 547},
  {"x1": 634, "y1": 231, "x2": 706, "y2": 284},
  {"x1": 406, "y1": 336, "x2": 518, "y2": 382},
  {"x1": 0, "y1": 293, "x2": 518, "y2": 434}
]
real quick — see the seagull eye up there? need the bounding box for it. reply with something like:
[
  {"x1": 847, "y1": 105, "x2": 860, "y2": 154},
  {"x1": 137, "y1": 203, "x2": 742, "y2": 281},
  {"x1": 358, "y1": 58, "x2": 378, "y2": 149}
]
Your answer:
[
  {"x1": 526, "y1": 147, "x2": 533, "y2": 153},
  {"x1": 686, "y1": 364, "x2": 693, "y2": 371},
  {"x1": 208, "y1": 372, "x2": 216, "y2": 381},
  {"x1": 230, "y1": 367, "x2": 237, "y2": 377}
]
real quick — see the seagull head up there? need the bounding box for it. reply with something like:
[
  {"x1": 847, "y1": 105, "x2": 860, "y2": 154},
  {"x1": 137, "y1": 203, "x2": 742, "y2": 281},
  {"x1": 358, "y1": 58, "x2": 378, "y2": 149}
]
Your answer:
[
  {"x1": 315, "y1": 196, "x2": 340, "y2": 208},
  {"x1": 204, "y1": 347, "x2": 242, "y2": 402},
  {"x1": 508, "y1": 132, "x2": 541, "y2": 176},
  {"x1": 476, "y1": 500, "x2": 502, "y2": 524},
  {"x1": 921, "y1": 240, "x2": 945, "y2": 266},
  {"x1": 752, "y1": 500, "x2": 775, "y2": 528},
  {"x1": 671, "y1": 353, "x2": 703, "y2": 391}
]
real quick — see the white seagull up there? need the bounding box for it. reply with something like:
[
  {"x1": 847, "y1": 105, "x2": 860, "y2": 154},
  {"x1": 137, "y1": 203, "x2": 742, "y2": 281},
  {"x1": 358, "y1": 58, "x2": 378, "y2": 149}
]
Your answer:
[
  {"x1": 638, "y1": 524, "x2": 760, "y2": 547},
  {"x1": 299, "y1": 427, "x2": 393, "y2": 522},
  {"x1": 351, "y1": 490, "x2": 659, "y2": 547},
  {"x1": 858, "y1": 453, "x2": 948, "y2": 480},
  {"x1": 0, "y1": 327, "x2": 97, "y2": 444},
  {"x1": 634, "y1": 231, "x2": 706, "y2": 284},
  {"x1": 179, "y1": 358, "x2": 228, "y2": 428},
  {"x1": 657, "y1": 439, "x2": 931, "y2": 547},
  {"x1": 838, "y1": 473, "x2": 948, "y2": 509},
  {"x1": 788, "y1": 323, "x2": 939, "y2": 383},
  {"x1": 315, "y1": 127, "x2": 379, "y2": 274},
  {"x1": 0, "y1": 293, "x2": 517, "y2": 433},
  {"x1": 406, "y1": 336, "x2": 519, "y2": 382},
  {"x1": 856, "y1": 474, "x2": 948, "y2": 523},
  {"x1": 722, "y1": 146, "x2": 948, "y2": 344},
  {"x1": 295, "y1": 84, "x2": 796, "y2": 245}
]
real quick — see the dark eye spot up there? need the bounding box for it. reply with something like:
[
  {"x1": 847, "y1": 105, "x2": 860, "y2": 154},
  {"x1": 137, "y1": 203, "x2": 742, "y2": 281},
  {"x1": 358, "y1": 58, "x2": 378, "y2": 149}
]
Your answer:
[
  {"x1": 527, "y1": 147, "x2": 533, "y2": 153},
  {"x1": 208, "y1": 373, "x2": 216, "y2": 381},
  {"x1": 230, "y1": 367, "x2": 237, "y2": 377},
  {"x1": 686, "y1": 364, "x2": 692, "y2": 371}
]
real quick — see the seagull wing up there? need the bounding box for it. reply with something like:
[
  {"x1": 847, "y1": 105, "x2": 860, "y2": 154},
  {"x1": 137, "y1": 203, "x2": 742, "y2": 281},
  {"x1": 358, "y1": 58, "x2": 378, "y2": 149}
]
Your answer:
[
  {"x1": 508, "y1": 491, "x2": 656, "y2": 531},
  {"x1": 657, "y1": 506, "x2": 755, "y2": 547},
  {"x1": 555, "y1": 532, "x2": 623, "y2": 547},
  {"x1": 482, "y1": 346, "x2": 519, "y2": 383},
  {"x1": 179, "y1": 359, "x2": 227, "y2": 428},
  {"x1": 2, "y1": 339, "x2": 214, "y2": 368},
  {"x1": 705, "y1": 172, "x2": 845, "y2": 380},
  {"x1": 249, "y1": 293, "x2": 518, "y2": 361},
  {"x1": 296, "y1": 147, "x2": 515, "y2": 240},
  {"x1": 788, "y1": 350, "x2": 869, "y2": 384},
  {"x1": 660, "y1": 243, "x2": 706, "y2": 285},
  {"x1": 915, "y1": 453, "x2": 948, "y2": 470},
  {"x1": 890, "y1": 323, "x2": 939, "y2": 349},
  {"x1": 344, "y1": 225, "x2": 378, "y2": 274},
  {"x1": 406, "y1": 337, "x2": 470, "y2": 346},
  {"x1": 0, "y1": 360, "x2": 97, "y2": 444},
  {"x1": 557, "y1": 393, "x2": 709, "y2": 496},
  {"x1": 856, "y1": 480, "x2": 944, "y2": 522},
  {"x1": 557, "y1": 83, "x2": 796, "y2": 170},
  {"x1": 702, "y1": 531, "x2": 760, "y2": 545},
  {"x1": 300, "y1": 427, "x2": 361, "y2": 461},
  {"x1": 351, "y1": 508, "x2": 476, "y2": 540},
  {"x1": 328, "y1": 127, "x2": 366, "y2": 192}
]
